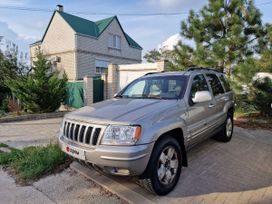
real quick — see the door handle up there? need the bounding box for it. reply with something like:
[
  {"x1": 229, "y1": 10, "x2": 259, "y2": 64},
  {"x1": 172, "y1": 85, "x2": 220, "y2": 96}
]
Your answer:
[{"x1": 209, "y1": 104, "x2": 215, "y2": 108}]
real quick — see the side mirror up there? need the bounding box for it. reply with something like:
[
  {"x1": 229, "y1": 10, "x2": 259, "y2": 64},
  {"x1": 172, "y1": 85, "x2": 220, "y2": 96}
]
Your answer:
[{"x1": 192, "y1": 91, "x2": 212, "y2": 103}]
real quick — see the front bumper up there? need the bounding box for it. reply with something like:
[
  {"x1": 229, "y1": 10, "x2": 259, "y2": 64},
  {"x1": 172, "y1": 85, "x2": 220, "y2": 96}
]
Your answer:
[{"x1": 58, "y1": 135, "x2": 154, "y2": 176}]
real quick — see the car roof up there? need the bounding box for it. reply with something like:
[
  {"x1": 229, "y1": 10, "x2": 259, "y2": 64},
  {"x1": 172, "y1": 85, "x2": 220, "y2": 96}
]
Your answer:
[
  {"x1": 141, "y1": 68, "x2": 224, "y2": 79},
  {"x1": 142, "y1": 71, "x2": 186, "y2": 78}
]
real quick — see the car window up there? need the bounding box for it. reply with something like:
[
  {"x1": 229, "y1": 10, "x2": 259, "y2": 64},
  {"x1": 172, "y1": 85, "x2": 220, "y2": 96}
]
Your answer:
[
  {"x1": 120, "y1": 76, "x2": 187, "y2": 99},
  {"x1": 219, "y1": 75, "x2": 231, "y2": 92},
  {"x1": 190, "y1": 74, "x2": 209, "y2": 99},
  {"x1": 206, "y1": 74, "x2": 225, "y2": 96},
  {"x1": 124, "y1": 80, "x2": 146, "y2": 97}
]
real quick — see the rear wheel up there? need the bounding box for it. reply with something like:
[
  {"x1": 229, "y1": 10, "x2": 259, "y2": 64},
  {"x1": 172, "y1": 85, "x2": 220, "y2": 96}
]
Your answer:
[
  {"x1": 139, "y1": 137, "x2": 182, "y2": 195},
  {"x1": 214, "y1": 113, "x2": 233, "y2": 142}
]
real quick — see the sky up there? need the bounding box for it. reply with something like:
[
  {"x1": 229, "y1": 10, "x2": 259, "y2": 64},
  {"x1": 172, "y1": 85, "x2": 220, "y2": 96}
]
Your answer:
[{"x1": 0, "y1": 0, "x2": 272, "y2": 59}]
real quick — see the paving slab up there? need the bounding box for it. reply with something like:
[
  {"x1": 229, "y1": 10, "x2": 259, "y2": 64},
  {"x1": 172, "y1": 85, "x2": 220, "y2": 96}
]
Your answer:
[
  {"x1": 0, "y1": 168, "x2": 54, "y2": 204},
  {"x1": 72, "y1": 127, "x2": 272, "y2": 204},
  {"x1": 0, "y1": 166, "x2": 124, "y2": 204},
  {"x1": 33, "y1": 168, "x2": 123, "y2": 204}
]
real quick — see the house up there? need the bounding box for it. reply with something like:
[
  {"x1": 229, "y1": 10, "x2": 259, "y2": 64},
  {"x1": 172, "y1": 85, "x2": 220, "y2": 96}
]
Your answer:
[{"x1": 30, "y1": 5, "x2": 142, "y2": 80}]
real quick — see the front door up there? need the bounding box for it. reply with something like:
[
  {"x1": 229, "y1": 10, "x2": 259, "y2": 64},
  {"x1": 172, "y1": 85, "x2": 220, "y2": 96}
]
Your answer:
[
  {"x1": 186, "y1": 74, "x2": 217, "y2": 147},
  {"x1": 205, "y1": 73, "x2": 226, "y2": 129}
]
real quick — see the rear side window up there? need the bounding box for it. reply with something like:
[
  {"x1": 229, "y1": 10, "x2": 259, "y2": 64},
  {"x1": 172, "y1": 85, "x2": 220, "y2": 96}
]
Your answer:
[
  {"x1": 206, "y1": 74, "x2": 224, "y2": 96},
  {"x1": 219, "y1": 75, "x2": 231, "y2": 92}
]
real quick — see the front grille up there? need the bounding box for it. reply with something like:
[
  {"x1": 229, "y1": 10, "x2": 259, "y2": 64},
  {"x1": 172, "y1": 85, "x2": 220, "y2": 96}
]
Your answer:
[{"x1": 63, "y1": 121, "x2": 102, "y2": 146}]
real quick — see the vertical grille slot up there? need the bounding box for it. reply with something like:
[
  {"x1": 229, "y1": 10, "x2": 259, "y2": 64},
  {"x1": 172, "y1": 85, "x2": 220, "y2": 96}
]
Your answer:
[
  {"x1": 63, "y1": 122, "x2": 67, "y2": 136},
  {"x1": 74, "y1": 124, "x2": 80, "y2": 141},
  {"x1": 92, "y1": 128, "x2": 101, "y2": 145},
  {"x1": 79, "y1": 125, "x2": 86, "y2": 143},
  {"x1": 66, "y1": 122, "x2": 71, "y2": 138},
  {"x1": 85, "y1": 127, "x2": 93, "y2": 144},
  {"x1": 70, "y1": 124, "x2": 75, "y2": 139}
]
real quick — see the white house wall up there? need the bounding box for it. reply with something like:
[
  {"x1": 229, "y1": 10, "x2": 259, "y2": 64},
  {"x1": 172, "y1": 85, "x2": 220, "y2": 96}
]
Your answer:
[
  {"x1": 76, "y1": 18, "x2": 142, "y2": 79},
  {"x1": 30, "y1": 12, "x2": 77, "y2": 80}
]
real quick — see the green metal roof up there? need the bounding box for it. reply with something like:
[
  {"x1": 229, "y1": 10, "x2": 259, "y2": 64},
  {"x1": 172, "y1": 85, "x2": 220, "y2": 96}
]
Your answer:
[
  {"x1": 35, "y1": 11, "x2": 142, "y2": 50},
  {"x1": 95, "y1": 16, "x2": 116, "y2": 35},
  {"x1": 59, "y1": 12, "x2": 99, "y2": 37}
]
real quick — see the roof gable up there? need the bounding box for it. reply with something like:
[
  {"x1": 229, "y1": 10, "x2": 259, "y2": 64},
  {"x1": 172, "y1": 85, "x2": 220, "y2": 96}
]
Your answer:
[
  {"x1": 59, "y1": 12, "x2": 99, "y2": 37},
  {"x1": 35, "y1": 11, "x2": 142, "y2": 50},
  {"x1": 95, "y1": 16, "x2": 115, "y2": 35}
]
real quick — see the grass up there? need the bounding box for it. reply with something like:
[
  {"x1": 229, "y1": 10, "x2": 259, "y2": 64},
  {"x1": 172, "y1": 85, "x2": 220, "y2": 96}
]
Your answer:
[
  {"x1": 0, "y1": 144, "x2": 70, "y2": 183},
  {"x1": 0, "y1": 143, "x2": 9, "y2": 148}
]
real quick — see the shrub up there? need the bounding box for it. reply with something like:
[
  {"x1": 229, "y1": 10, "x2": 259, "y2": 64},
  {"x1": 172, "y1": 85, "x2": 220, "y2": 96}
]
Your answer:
[
  {"x1": 6, "y1": 48, "x2": 67, "y2": 113},
  {"x1": 0, "y1": 96, "x2": 9, "y2": 112},
  {"x1": 250, "y1": 77, "x2": 272, "y2": 116},
  {"x1": 7, "y1": 98, "x2": 22, "y2": 115}
]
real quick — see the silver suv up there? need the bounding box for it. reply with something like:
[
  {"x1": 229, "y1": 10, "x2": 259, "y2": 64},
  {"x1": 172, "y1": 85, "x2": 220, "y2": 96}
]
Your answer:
[{"x1": 58, "y1": 68, "x2": 234, "y2": 195}]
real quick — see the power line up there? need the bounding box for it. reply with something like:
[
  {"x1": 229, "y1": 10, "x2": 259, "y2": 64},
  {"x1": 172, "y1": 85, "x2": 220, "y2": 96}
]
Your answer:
[
  {"x1": 0, "y1": 6, "x2": 188, "y2": 16},
  {"x1": 0, "y1": 1, "x2": 271, "y2": 17}
]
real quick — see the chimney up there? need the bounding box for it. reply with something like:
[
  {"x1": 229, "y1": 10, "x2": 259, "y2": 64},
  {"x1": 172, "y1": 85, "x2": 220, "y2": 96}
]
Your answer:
[{"x1": 56, "y1": 5, "x2": 63, "y2": 12}]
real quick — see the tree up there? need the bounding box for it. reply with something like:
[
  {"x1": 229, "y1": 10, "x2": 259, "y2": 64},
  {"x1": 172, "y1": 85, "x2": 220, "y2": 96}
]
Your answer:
[
  {"x1": 144, "y1": 49, "x2": 162, "y2": 63},
  {"x1": 6, "y1": 48, "x2": 67, "y2": 113},
  {"x1": 0, "y1": 38, "x2": 31, "y2": 110},
  {"x1": 0, "y1": 51, "x2": 17, "y2": 109},
  {"x1": 174, "y1": 0, "x2": 265, "y2": 75},
  {"x1": 167, "y1": 42, "x2": 195, "y2": 71}
]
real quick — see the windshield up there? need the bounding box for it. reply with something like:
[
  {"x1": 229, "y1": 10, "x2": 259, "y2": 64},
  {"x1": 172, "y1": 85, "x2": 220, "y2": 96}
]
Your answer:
[{"x1": 118, "y1": 75, "x2": 188, "y2": 99}]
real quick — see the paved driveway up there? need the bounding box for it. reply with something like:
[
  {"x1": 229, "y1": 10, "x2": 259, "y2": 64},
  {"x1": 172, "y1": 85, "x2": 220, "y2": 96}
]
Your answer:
[
  {"x1": 107, "y1": 127, "x2": 272, "y2": 203},
  {"x1": 0, "y1": 118, "x2": 62, "y2": 148},
  {"x1": 0, "y1": 118, "x2": 272, "y2": 203}
]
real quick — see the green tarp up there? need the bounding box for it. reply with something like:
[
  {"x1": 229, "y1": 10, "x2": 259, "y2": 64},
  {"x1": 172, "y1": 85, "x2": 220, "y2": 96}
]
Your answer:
[{"x1": 65, "y1": 82, "x2": 84, "y2": 108}]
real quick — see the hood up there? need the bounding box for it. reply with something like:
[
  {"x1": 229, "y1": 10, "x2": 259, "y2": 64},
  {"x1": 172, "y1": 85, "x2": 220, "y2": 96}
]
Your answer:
[{"x1": 65, "y1": 98, "x2": 178, "y2": 124}]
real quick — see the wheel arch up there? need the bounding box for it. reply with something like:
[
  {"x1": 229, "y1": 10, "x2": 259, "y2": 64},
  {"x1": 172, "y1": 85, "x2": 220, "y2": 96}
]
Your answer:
[{"x1": 155, "y1": 128, "x2": 188, "y2": 167}]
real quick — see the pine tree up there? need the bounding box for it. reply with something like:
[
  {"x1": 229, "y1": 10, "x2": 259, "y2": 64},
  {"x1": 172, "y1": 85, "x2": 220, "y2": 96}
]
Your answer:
[
  {"x1": 173, "y1": 0, "x2": 265, "y2": 76},
  {"x1": 6, "y1": 48, "x2": 67, "y2": 113}
]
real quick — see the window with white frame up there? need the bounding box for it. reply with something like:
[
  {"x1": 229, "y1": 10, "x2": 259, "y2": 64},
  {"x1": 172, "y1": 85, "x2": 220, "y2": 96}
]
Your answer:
[
  {"x1": 108, "y1": 34, "x2": 121, "y2": 49},
  {"x1": 95, "y1": 59, "x2": 110, "y2": 74}
]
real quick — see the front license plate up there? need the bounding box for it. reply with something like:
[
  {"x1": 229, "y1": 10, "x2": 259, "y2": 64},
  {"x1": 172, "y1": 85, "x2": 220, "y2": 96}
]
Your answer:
[{"x1": 64, "y1": 145, "x2": 85, "y2": 160}]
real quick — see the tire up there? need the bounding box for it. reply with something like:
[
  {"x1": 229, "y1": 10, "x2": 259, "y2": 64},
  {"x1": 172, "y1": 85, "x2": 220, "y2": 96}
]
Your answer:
[
  {"x1": 214, "y1": 113, "x2": 233, "y2": 142},
  {"x1": 139, "y1": 137, "x2": 182, "y2": 195}
]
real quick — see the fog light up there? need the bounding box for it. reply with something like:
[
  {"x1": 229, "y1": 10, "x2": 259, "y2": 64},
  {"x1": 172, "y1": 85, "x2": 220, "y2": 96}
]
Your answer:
[{"x1": 109, "y1": 167, "x2": 130, "y2": 175}]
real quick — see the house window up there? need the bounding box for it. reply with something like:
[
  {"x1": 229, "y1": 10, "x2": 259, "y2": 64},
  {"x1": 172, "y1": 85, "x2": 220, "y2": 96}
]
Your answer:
[
  {"x1": 108, "y1": 34, "x2": 121, "y2": 49},
  {"x1": 95, "y1": 59, "x2": 110, "y2": 74}
]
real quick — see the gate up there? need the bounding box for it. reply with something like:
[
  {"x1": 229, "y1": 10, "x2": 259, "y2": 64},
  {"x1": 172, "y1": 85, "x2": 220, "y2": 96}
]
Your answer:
[
  {"x1": 93, "y1": 76, "x2": 104, "y2": 103},
  {"x1": 65, "y1": 81, "x2": 84, "y2": 108}
]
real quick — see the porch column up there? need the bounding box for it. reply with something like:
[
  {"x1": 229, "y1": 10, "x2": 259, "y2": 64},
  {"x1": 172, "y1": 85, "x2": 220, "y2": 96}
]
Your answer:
[
  {"x1": 156, "y1": 60, "x2": 167, "y2": 72},
  {"x1": 84, "y1": 75, "x2": 93, "y2": 105},
  {"x1": 107, "y1": 64, "x2": 119, "y2": 99}
]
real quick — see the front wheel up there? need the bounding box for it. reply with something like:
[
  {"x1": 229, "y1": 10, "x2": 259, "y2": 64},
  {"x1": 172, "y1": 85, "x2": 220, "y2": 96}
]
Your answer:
[{"x1": 139, "y1": 137, "x2": 182, "y2": 195}]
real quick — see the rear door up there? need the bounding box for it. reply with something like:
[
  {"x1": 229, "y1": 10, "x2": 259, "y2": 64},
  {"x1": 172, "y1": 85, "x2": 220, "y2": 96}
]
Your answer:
[
  {"x1": 186, "y1": 74, "x2": 217, "y2": 147},
  {"x1": 205, "y1": 73, "x2": 226, "y2": 129}
]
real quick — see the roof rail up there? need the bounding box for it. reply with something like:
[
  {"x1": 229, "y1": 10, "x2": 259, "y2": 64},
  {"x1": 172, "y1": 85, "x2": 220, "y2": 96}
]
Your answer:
[
  {"x1": 144, "y1": 71, "x2": 165, "y2": 76},
  {"x1": 186, "y1": 67, "x2": 223, "y2": 73}
]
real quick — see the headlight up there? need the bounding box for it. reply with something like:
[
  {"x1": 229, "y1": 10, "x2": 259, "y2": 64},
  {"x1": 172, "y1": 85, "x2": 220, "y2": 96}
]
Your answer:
[{"x1": 101, "y1": 125, "x2": 141, "y2": 145}]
